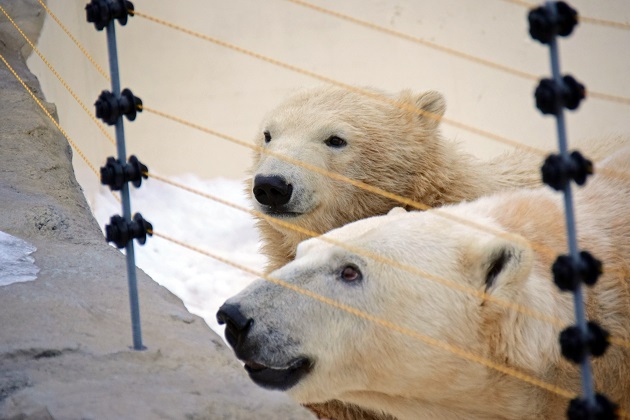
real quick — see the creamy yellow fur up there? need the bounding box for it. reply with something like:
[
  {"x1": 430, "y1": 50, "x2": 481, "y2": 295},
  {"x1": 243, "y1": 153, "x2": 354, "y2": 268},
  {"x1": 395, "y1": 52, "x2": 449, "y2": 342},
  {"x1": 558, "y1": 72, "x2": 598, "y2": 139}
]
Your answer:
[
  {"x1": 246, "y1": 85, "x2": 625, "y2": 419},
  {"x1": 227, "y1": 146, "x2": 629, "y2": 419}
]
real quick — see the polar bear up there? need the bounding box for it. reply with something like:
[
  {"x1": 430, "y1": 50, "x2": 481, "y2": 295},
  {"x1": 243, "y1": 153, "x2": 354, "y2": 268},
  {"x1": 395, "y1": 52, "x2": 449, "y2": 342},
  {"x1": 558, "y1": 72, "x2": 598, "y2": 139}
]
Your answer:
[
  {"x1": 249, "y1": 86, "x2": 625, "y2": 277},
  {"x1": 223, "y1": 147, "x2": 630, "y2": 419}
]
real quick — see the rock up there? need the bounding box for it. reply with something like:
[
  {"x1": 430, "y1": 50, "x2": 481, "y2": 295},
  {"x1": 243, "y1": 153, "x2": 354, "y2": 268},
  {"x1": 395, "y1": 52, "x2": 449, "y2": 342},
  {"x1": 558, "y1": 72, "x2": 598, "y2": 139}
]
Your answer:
[{"x1": 0, "y1": 2, "x2": 313, "y2": 419}]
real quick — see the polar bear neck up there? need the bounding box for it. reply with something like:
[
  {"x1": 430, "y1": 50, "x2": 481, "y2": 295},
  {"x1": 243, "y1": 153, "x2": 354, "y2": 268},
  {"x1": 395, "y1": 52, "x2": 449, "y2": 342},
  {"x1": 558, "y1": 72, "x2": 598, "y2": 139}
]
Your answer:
[
  {"x1": 406, "y1": 140, "x2": 542, "y2": 208},
  {"x1": 336, "y1": 373, "x2": 551, "y2": 420}
]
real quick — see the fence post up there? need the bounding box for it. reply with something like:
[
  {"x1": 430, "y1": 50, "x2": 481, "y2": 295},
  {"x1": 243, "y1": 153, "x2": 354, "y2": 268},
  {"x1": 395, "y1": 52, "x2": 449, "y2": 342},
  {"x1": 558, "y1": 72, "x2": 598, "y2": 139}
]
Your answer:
[
  {"x1": 86, "y1": 0, "x2": 152, "y2": 351},
  {"x1": 528, "y1": 1, "x2": 616, "y2": 418}
]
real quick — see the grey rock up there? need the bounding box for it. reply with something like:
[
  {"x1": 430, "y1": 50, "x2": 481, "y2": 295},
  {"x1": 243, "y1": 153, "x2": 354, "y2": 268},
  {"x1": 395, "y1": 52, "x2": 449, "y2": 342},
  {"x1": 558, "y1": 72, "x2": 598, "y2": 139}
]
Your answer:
[{"x1": 0, "y1": 3, "x2": 313, "y2": 419}]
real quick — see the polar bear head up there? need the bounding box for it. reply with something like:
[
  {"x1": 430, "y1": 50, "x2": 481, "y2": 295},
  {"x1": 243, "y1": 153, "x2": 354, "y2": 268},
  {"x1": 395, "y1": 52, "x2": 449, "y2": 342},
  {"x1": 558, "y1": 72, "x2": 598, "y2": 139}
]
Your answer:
[
  {"x1": 217, "y1": 206, "x2": 564, "y2": 416},
  {"x1": 248, "y1": 86, "x2": 446, "y2": 237}
]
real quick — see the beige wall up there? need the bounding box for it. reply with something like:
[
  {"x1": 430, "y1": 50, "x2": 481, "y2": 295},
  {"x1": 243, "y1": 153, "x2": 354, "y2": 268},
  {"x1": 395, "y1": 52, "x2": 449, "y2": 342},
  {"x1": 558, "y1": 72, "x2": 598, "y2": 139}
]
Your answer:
[{"x1": 27, "y1": 0, "x2": 630, "y2": 206}]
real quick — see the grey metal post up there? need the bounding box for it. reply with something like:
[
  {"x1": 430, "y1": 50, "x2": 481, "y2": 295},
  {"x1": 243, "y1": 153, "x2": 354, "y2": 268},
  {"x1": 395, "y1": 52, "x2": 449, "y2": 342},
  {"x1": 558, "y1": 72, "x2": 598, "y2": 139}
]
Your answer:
[
  {"x1": 106, "y1": 20, "x2": 144, "y2": 351},
  {"x1": 545, "y1": 0, "x2": 594, "y2": 407}
]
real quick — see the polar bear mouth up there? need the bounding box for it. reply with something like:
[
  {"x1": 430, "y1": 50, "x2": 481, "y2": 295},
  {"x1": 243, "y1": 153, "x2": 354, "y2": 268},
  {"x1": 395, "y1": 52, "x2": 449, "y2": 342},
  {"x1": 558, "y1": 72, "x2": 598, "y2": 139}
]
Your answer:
[
  {"x1": 260, "y1": 206, "x2": 303, "y2": 218},
  {"x1": 243, "y1": 357, "x2": 312, "y2": 391}
]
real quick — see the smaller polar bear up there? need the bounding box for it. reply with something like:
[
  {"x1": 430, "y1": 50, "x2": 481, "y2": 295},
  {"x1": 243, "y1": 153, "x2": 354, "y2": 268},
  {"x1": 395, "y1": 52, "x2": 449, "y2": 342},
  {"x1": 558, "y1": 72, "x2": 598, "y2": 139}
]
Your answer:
[
  {"x1": 220, "y1": 147, "x2": 630, "y2": 419},
  {"x1": 247, "y1": 85, "x2": 626, "y2": 277}
]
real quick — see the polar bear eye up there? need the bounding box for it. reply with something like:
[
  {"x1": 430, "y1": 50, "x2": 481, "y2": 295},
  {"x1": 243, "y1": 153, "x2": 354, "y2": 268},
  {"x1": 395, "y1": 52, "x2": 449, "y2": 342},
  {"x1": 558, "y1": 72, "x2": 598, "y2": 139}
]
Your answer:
[
  {"x1": 325, "y1": 136, "x2": 347, "y2": 148},
  {"x1": 263, "y1": 131, "x2": 272, "y2": 143},
  {"x1": 340, "y1": 265, "x2": 362, "y2": 283}
]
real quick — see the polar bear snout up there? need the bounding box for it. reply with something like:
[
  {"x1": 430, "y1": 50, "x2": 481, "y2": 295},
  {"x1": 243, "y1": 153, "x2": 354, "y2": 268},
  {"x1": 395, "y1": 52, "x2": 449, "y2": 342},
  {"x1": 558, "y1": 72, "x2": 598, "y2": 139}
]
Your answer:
[
  {"x1": 216, "y1": 300, "x2": 314, "y2": 391},
  {"x1": 216, "y1": 302, "x2": 253, "y2": 352},
  {"x1": 253, "y1": 175, "x2": 293, "y2": 209}
]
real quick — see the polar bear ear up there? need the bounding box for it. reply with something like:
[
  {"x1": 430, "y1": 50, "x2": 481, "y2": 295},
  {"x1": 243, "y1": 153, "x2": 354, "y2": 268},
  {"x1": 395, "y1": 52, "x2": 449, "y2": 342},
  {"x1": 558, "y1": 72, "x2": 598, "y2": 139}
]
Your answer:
[
  {"x1": 414, "y1": 91, "x2": 446, "y2": 131},
  {"x1": 477, "y1": 236, "x2": 533, "y2": 297},
  {"x1": 387, "y1": 207, "x2": 407, "y2": 216}
]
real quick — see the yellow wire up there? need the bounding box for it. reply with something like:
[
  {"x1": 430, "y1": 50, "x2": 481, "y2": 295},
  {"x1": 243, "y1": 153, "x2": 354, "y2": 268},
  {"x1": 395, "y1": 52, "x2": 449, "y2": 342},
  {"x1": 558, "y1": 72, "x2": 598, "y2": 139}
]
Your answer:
[
  {"x1": 146, "y1": 171, "x2": 630, "y2": 355},
  {"x1": 142, "y1": 104, "x2": 630, "y2": 280},
  {"x1": 131, "y1": 9, "x2": 554, "y2": 155},
  {"x1": 30, "y1": 0, "x2": 630, "y2": 347},
  {"x1": 152, "y1": 229, "x2": 579, "y2": 403},
  {"x1": 281, "y1": 0, "x2": 630, "y2": 107},
  {"x1": 4, "y1": 45, "x2": 627, "y2": 410},
  {"x1": 36, "y1": 3, "x2": 630, "y2": 186},
  {"x1": 11, "y1": 3, "x2": 629, "y2": 411},
  {"x1": 6, "y1": 2, "x2": 565, "y2": 317}
]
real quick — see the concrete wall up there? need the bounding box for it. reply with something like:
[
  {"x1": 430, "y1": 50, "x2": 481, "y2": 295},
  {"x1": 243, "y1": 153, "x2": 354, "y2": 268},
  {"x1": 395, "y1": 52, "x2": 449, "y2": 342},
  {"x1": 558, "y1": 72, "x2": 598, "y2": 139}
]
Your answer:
[{"x1": 27, "y1": 0, "x2": 630, "y2": 206}]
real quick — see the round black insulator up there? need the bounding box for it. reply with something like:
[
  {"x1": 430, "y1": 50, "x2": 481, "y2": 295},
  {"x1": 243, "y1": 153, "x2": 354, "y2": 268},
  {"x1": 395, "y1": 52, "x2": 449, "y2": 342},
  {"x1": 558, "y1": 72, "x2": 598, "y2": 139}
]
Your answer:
[
  {"x1": 563, "y1": 75, "x2": 586, "y2": 110},
  {"x1": 555, "y1": 2, "x2": 579, "y2": 37},
  {"x1": 100, "y1": 156, "x2": 148, "y2": 190},
  {"x1": 528, "y1": 1, "x2": 578, "y2": 44},
  {"x1": 127, "y1": 155, "x2": 149, "y2": 188},
  {"x1": 130, "y1": 213, "x2": 153, "y2": 245},
  {"x1": 587, "y1": 321, "x2": 610, "y2": 358},
  {"x1": 560, "y1": 322, "x2": 611, "y2": 364},
  {"x1": 120, "y1": 89, "x2": 143, "y2": 122},
  {"x1": 100, "y1": 157, "x2": 126, "y2": 190},
  {"x1": 541, "y1": 151, "x2": 593, "y2": 191},
  {"x1": 569, "y1": 152, "x2": 594, "y2": 186},
  {"x1": 86, "y1": 0, "x2": 135, "y2": 31},
  {"x1": 105, "y1": 214, "x2": 129, "y2": 248},
  {"x1": 560, "y1": 326, "x2": 586, "y2": 363},
  {"x1": 568, "y1": 394, "x2": 618, "y2": 420},
  {"x1": 534, "y1": 76, "x2": 586, "y2": 115},
  {"x1": 95, "y1": 89, "x2": 143, "y2": 125},
  {"x1": 552, "y1": 254, "x2": 578, "y2": 291},
  {"x1": 578, "y1": 251, "x2": 602, "y2": 286},
  {"x1": 105, "y1": 213, "x2": 152, "y2": 248},
  {"x1": 95, "y1": 91, "x2": 120, "y2": 126},
  {"x1": 552, "y1": 251, "x2": 602, "y2": 292},
  {"x1": 541, "y1": 154, "x2": 566, "y2": 191},
  {"x1": 528, "y1": 6, "x2": 556, "y2": 44},
  {"x1": 535, "y1": 78, "x2": 560, "y2": 115}
]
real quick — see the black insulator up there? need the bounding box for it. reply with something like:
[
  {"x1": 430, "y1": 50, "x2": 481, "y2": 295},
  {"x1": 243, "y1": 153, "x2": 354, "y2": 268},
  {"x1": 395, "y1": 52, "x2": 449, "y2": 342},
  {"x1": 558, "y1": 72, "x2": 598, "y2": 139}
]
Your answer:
[
  {"x1": 86, "y1": 0, "x2": 135, "y2": 31},
  {"x1": 560, "y1": 326, "x2": 586, "y2": 363},
  {"x1": 560, "y1": 322, "x2": 610, "y2": 364},
  {"x1": 100, "y1": 155, "x2": 149, "y2": 191},
  {"x1": 535, "y1": 79, "x2": 560, "y2": 115},
  {"x1": 552, "y1": 254, "x2": 578, "y2": 291},
  {"x1": 541, "y1": 151, "x2": 593, "y2": 191},
  {"x1": 568, "y1": 394, "x2": 618, "y2": 420},
  {"x1": 95, "y1": 89, "x2": 143, "y2": 126},
  {"x1": 127, "y1": 155, "x2": 148, "y2": 188},
  {"x1": 534, "y1": 75, "x2": 585, "y2": 115},
  {"x1": 105, "y1": 213, "x2": 153, "y2": 249},
  {"x1": 95, "y1": 91, "x2": 118, "y2": 125},
  {"x1": 578, "y1": 251, "x2": 603, "y2": 286},
  {"x1": 552, "y1": 251, "x2": 602, "y2": 292},
  {"x1": 562, "y1": 75, "x2": 586, "y2": 110},
  {"x1": 528, "y1": 1, "x2": 578, "y2": 44},
  {"x1": 100, "y1": 157, "x2": 125, "y2": 190},
  {"x1": 587, "y1": 321, "x2": 611, "y2": 358}
]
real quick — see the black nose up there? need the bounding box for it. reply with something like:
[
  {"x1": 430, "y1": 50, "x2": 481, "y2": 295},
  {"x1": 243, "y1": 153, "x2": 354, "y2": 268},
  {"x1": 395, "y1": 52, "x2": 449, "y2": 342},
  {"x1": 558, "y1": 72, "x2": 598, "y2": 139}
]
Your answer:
[
  {"x1": 217, "y1": 302, "x2": 253, "y2": 350},
  {"x1": 253, "y1": 175, "x2": 293, "y2": 208}
]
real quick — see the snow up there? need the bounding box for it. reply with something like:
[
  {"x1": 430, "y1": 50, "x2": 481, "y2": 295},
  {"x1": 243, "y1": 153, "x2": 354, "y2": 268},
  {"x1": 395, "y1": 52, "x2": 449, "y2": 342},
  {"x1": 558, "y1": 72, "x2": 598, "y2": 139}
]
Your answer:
[
  {"x1": 92, "y1": 175, "x2": 265, "y2": 336},
  {"x1": 0, "y1": 231, "x2": 39, "y2": 287}
]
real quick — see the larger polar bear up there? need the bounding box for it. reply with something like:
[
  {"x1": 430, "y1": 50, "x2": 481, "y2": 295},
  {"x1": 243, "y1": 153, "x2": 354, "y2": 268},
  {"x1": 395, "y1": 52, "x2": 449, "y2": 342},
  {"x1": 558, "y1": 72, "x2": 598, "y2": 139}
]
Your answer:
[
  {"x1": 247, "y1": 85, "x2": 626, "y2": 419},
  {"x1": 222, "y1": 147, "x2": 630, "y2": 419}
]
